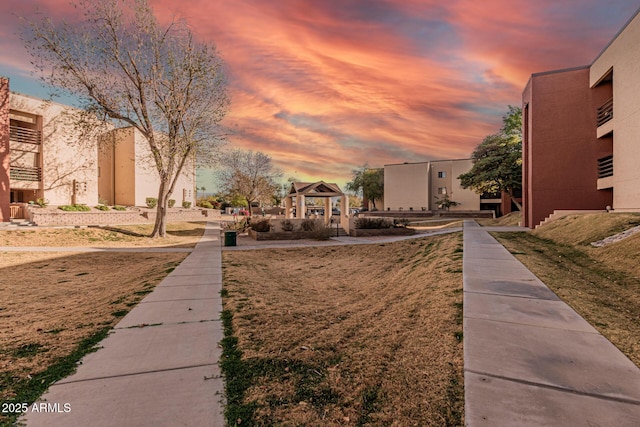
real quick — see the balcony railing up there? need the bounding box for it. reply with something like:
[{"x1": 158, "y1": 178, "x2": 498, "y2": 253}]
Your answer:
[
  {"x1": 9, "y1": 125, "x2": 42, "y2": 145},
  {"x1": 596, "y1": 98, "x2": 613, "y2": 127},
  {"x1": 597, "y1": 155, "x2": 613, "y2": 179},
  {"x1": 9, "y1": 166, "x2": 42, "y2": 182}
]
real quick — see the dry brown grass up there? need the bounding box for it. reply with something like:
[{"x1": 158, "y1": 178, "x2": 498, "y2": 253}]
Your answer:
[
  {"x1": 0, "y1": 221, "x2": 206, "y2": 248},
  {"x1": 0, "y1": 222, "x2": 205, "y2": 424},
  {"x1": 532, "y1": 213, "x2": 640, "y2": 246},
  {"x1": 494, "y1": 213, "x2": 640, "y2": 367},
  {"x1": 409, "y1": 219, "x2": 463, "y2": 232},
  {"x1": 476, "y1": 211, "x2": 522, "y2": 227},
  {"x1": 222, "y1": 233, "x2": 464, "y2": 426},
  {"x1": 0, "y1": 251, "x2": 187, "y2": 407}
]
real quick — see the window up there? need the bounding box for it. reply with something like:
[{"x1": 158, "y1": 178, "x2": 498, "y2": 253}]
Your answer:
[
  {"x1": 437, "y1": 187, "x2": 447, "y2": 195},
  {"x1": 437, "y1": 171, "x2": 446, "y2": 178}
]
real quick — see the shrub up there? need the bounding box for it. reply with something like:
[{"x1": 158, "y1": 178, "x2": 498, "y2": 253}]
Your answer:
[
  {"x1": 146, "y1": 197, "x2": 158, "y2": 208},
  {"x1": 309, "y1": 221, "x2": 332, "y2": 240},
  {"x1": 58, "y1": 204, "x2": 92, "y2": 212},
  {"x1": 300, "y1": 218, "x2": 316, "y2": 231},
  {"x1": 250, "y1": 219, "x2": 272, "y2": 232},
  {"x1": 168, "y1": 199, "x2": 176, "y2": 208},
  {"x1": 225, "y1": 219, "x2": 247, "y2": 232},
  {"x1": 113, "y1": 205, "x2": 126, "y2": 211},
  {"x1": 197, "y1": 196, "x2": 221, "y2": 209},
  {"x1": 355, "y1": 217, "x2": 393, "y2": 229},
  {"x1": 394, "y1": 218, "x2": 411, "y2": 228},
  {"x1": 281, "y1": 219, "x2": 295, "y2": 232},
  {"x1": 94, "y1": 205, "x2": 110, "y2": 211},
  {"x1": 182, "y1": 201, "x2": 192, "y2": 208},
  {"x1": 35, "y1": 197, "x2": 49, "y2": 208}
]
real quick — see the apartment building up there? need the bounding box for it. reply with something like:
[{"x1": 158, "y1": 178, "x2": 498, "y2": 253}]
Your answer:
[
  {"x1": 522, "y1": 8, "x2": 640, "y2": 228},
  {"x1": 0, "y1": 77, "x2": 195, "y2": 222},
  {"x1": 590, "y1": 9, "x2": 640, "y2": 212},
  {"x1": 98, "y1": 127, "x2": 195, "y2": 207},
  {"x1": 0, "y1": 83, "x2": 101, "y2": 221},
  {"x1": 384, "y1": 159, "x2": 490, "y2": 212}
]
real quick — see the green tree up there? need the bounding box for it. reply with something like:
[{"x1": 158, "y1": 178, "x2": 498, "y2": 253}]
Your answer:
[
  {"x1": 458, "y1": 106, "x2": 522, "y2": 211},
  {"x1": 219, "y1": 150, "x2": 282, "y2": 213},
  {"x1": 23, "y1": 0, "x2": 230, "y2": 237},
  {"x1": 346, "y1": 165, "x2": 384, "y2": 209},
  {"x1": 348, "y1": 194, "x2": 362, "y2": 209},
  {"x1": 434, "y1": 194, "x2": 459, "y2": 211}
]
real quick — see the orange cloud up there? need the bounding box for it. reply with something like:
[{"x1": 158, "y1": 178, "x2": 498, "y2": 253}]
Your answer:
[{"x1": 1, "y1": 0, "x2": 638, "y2": 188}]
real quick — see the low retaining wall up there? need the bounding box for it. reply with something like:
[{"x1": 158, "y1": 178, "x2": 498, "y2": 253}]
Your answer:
[
  {"x1": 360, "y1": 210, "x2": 495, "y2": 219},
  {"x1": 247, "y1": 229, "x2": 319, "y2": 240},
  {"x1": 349, "y1": 227, "x2": 415, "y2": 237},
  {"x1": 28, "y1": 207, "x2": 220, "y2": 226}
]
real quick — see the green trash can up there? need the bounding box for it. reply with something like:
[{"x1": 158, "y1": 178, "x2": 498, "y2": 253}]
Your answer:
[{"x1": 224, "y1": 230, "x2": 237, "y2": 247}]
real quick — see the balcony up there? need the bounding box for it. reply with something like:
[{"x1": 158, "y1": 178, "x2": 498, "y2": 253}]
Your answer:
[
  {"x1": 597, "y1": 155, "x2": 613, "y2": 178},
  {"x1": 9, "y1": 166, "x2": 42, "y2": 182},
  {"x1": 596, "y1": 98, "x2": 613, "y2": 127},
  {"x1": 597, "y1": 155, "x2": 613, "y2": 190},
  {"x1": 9, "y1": 125, "x2": 42, "y2": 145}
]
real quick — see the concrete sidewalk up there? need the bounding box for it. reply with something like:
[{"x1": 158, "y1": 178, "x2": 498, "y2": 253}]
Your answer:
[
  {"x1": 463, "y1": 220, "x2": 640, "y2": 426},
  {"x1": 0, "y1": 246, "x2": 193, "y2": 252},
  {"x1": 22, "y1": 222, "x2": 224, "y2": 427}
]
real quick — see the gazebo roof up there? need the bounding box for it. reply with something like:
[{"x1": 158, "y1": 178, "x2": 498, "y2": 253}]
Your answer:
[{"x1": 288, "y1": 181, "x2": 344, "y2": 197}]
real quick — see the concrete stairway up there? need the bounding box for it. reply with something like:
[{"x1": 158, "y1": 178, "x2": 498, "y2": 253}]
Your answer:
[{"x1": 536, "y1": 210, "x2": 605, "y2": 229}]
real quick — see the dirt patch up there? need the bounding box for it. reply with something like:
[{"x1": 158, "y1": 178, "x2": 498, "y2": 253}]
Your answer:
[
  {"x1": 0, "y1": 222, "x2": 205, "y2": 248},
  {"x1": 222, "y1": 233, "x2": 464, "y2": 426},
  {"x1": 494, "y1": 213, "x2": 640, "y2": 367}
]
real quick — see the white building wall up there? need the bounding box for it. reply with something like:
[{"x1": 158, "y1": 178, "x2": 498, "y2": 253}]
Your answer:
[
  {"x1": 384, "y1": 159, "x2": 480, "y2": 211},
  {"x1": 383, "y1": 162, "x2": 430, "y2": 210},
  {"x1": 105, "y1": 127, "x2": 196, "y2": 207},
  {"x1": 591, "y1": 10, "x2": 640, "y2": 211},
  {"x1": 9, "y1": 93, "x2": 101, "y2": 206}
]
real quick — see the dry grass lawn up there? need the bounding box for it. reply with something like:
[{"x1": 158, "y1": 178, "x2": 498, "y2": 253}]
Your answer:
[
  {"x1": 476, "y1": 211, "x2": 522, "y2": 227},
  {"x1": 222, "y1": 233, "x2": 464, "y2": 426},
  {"x1": 494, "y1": 213, "x2": 640, "y2": 366},
  {"x1": 0, "y1": 221, "x2": 205, "y2": 248},
  {"x1": 0, "y1": 222, "x2": 205, "y2": 425}
]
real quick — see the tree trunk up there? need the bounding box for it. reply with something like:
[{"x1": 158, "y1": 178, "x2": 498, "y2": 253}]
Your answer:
[
  {"x1": 151, "y1": 181, "x2": 170, "y2": 238},
  {"x1": 507, "y1": 190, "x2": 523, "y2": 211}
]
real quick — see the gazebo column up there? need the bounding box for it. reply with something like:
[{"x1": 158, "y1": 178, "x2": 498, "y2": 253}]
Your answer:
[
  {"x1": 324, "y1": 197, "x2": 332, "y2": 225},
  {"x1": 340, "y1": 195, "x2": 349, "y2": 229},
  {"x1": 296, "y1": 195, "x2": 305, "y2": 218},
  {"x1": 285, "y1": 197, "x2": 293, "y2": 219}
]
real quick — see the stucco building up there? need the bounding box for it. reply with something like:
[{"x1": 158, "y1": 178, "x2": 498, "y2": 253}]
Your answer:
[
  {"x1": 98, "y1": 127, "x2": 195, "y2": 207},
  {"x1": 0, "y1": 77, "x2": 195, "y2": 222},
  {"x1": 1, "y1": 86, "x2": 101, "y2": 221},
  {"x1": 522, "y1": 8, "x2": 640, "y2": 227},
  {"x1": 590, "y1": 9, "x2": 640, "y2": 213},
  {"x1": 384, "y1": 159, "x2": 490, "y2": 212}
]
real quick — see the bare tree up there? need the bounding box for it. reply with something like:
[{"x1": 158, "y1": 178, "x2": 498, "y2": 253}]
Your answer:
[
  {"x1": 219, "y1": 150, "x2": 281, "y2": 213},
  {"x1": 22, "y1": 0, "x2": 230, "y2": 237}
]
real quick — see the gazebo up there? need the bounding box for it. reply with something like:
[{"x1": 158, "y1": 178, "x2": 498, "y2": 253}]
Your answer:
[{"x1": 284, "y1": 181, "x2": 349, "y2": 227}]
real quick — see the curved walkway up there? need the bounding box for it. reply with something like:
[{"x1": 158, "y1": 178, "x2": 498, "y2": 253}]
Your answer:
[
  {"x1": 463, "y1": 220, "x2": 640, "y2": 425},
  {"x1": 22, "y1": 222, "x2": 224, "y2": 427}
]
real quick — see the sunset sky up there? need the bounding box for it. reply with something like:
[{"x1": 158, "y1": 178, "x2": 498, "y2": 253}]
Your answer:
[{"x1": 1, "y1": 0, "x2": 638, "y2": 190}]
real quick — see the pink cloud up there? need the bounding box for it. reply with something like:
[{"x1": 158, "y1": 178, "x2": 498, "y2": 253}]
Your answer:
[{"x1": 1, "y1": 0, "x2": 637, "y2": 187}]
